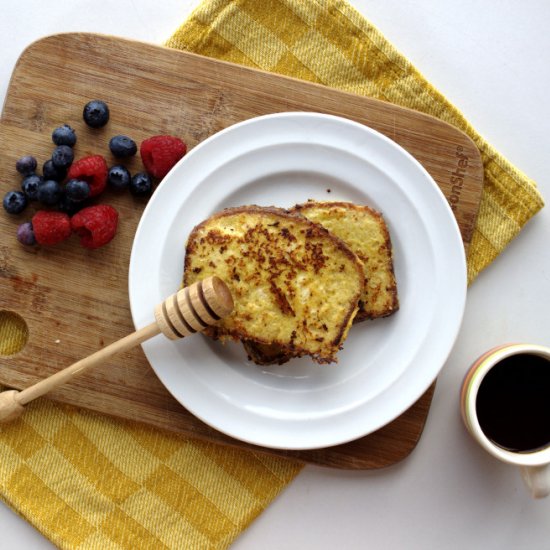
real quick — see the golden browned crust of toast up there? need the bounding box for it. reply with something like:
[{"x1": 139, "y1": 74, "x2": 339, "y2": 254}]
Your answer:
[
  {"x1": 183, "y1": 205, "x2": 364, "y2": 364},
  {"x1": 242, "y1": 339, "x2": 293, "y2": 366}
]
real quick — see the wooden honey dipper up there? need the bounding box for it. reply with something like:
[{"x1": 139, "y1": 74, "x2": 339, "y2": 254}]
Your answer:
[{"x1": 0, "y1": 276, "x2": 233, "y2": 423}]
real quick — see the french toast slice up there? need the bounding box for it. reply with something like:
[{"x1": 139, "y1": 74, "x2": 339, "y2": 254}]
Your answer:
[
  {"x1": 243, "y1": 201, "x2": 399, "y2": 365},
  {"x1": 183, "y1": 205, "x2": 364, "y2": 364},
  {"x1": 293, "y1": 201, "x2": 398, "y2": 321}
]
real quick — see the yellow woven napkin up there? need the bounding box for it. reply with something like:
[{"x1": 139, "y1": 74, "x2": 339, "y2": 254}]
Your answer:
[
  {"x1": 0, "y1": 1, "x2": 544, "y2": 549},
  {"x1": 0, "y1": 398, "x2": 300, "y2": 549},
  {"x1": 167, "y1": 0, "x2": 544, "y2": 284}
]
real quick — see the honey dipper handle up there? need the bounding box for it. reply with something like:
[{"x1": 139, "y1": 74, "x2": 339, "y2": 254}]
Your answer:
[
  {"x1": 17, "y1": 321, "x2": 160, "y2": 406},
  {"x1": 0, "y1": 321, "x2": 159, "y2": 423},
  {"x1": 0, "y1": 277, "x2": 233, "y2": 423}
]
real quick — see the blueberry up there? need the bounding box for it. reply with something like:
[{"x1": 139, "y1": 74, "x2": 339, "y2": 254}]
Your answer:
[
  {"x1": 43, "y1": 159, "x2": 67, "y2": 181},
  {"x1": 109, "y1": 135, "x2": 137, "y2": 158},
  {"x1": 21, "y1": 173, "x2": 43, "y2": 201},
  {"x1": 52, "y1": 124, "x2": 77, "y2": 147},
  {"x1": 51, "y1": 145, "x2": 74, "y2": 170},
  {"x1": 16, "y1": 155, "x2": 37, "y2": 176},
  {"x1": 107, "y1": 165, "x2": 131, "y2": 190},
  {"x1": 3, "y1": 190, "x2": 28, "y2": 214},
  {"x1": 37, "y1": 180, "x2": 63, "y2": 205},
  {"x1": 57, "y1": 194, "x2": 85, "y2": 216},
  {"x1": 130, "y1": 172, "x2": 152, "y2": 196},
  {"x1": 17, "y1": 222, "x2": 36, "y2": 246},
  {"x1": 65, "y1": 179, "x2": 90, "y2": 202},
  {"x1": 83, "y1": 100, "x2": 110, "y2": 128}
]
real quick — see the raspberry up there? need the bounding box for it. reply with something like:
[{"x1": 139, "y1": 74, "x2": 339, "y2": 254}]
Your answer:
[
  {"x1": 32, "y1": 211, "x2": 72, "y2": 245},
  {"x1": 140, "y1": 135, "x2": 187, "y2": 179},
  {"x1": 67, "y1": 155, "x2": 108, "y2": 197},
  {"x1": 71, "y1": 205, "x2": 118, "y2": 249}
]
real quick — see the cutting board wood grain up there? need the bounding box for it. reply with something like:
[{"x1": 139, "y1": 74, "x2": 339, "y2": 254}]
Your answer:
[{"x1": 0, "y1": 33, "x2": 483, "y2": 469}]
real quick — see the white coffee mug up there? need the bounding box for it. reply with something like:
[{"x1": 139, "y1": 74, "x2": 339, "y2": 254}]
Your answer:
[{"x1": 461, "y1": 343, "x2": 550, "y2": 498}]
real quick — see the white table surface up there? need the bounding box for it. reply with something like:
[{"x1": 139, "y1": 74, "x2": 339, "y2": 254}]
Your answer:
[{"x1": 1, "y1": 1, "x2": 549, "y2": 548}]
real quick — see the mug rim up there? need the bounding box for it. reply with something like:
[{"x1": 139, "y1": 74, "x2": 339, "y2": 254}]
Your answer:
[{"x1": 461, "y1": 343, "x2": 550, "y2": 467}]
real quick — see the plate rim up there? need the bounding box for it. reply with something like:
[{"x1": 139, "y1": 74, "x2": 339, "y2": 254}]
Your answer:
[{"x1": 129, "y1": 111, "x2": 467, "y2": 450}]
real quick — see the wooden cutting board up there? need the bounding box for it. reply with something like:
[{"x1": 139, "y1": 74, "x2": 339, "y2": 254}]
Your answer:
[{"x1": 0, "y1": 33, "x2": 483, "y2": 469}]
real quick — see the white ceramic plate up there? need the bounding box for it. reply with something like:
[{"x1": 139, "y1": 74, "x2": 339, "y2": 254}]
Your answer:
[{"x1": 129, "y1": 112, "x2": 466, "y2": 450}]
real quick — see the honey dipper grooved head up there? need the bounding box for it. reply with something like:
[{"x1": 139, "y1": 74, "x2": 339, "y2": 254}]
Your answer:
[
  {"x1": 201, "y1": 276, "x2": 234, "y2": 318},
  {"x1": 155, "y1": 277, "x2": 234, "y2": 340}
]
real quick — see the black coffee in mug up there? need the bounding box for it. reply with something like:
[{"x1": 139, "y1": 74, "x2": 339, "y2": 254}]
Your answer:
[{"x1": 475, "y1": 353, "x2": 550, "y2": 453}]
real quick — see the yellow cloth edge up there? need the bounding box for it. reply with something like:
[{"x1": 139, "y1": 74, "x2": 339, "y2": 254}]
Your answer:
[
  {"x1": 0, "y1": 397, "x2": 303, "y2": 549},
  {"x1": 165, "y1": 0, "x2": 544, "y2": 284}
]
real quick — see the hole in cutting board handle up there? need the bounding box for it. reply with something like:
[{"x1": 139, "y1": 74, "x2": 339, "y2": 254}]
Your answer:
[{"x1": 0, "y1": 311, "x2": 29, "y2": 356}]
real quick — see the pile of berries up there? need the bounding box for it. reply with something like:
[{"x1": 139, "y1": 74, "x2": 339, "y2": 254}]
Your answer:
[
  {"x1": 20, "y1": 205, "x2": 119, "y2": 249},
  {"x1": 2, "y1": 99, "x2": 187, "y2": 249}
]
